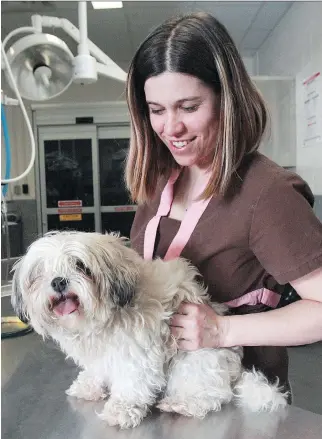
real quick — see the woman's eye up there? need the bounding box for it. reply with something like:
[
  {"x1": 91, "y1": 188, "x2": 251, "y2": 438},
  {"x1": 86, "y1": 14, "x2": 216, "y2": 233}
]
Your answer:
[
  {"x1": 182, "y1": 105, "x2": 199, "y2": 113},
  {"x1": 75, "y1": 260, "x2": 92, "y2": 277},
  {"x1": 150, "y1": 108, "x2": 164, "y2": 115}
]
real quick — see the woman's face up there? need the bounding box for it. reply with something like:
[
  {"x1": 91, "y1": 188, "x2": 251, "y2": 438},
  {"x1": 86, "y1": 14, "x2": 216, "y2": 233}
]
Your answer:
[{"x1": 144, "y1": 71, "x2": 219, "y2": 167}]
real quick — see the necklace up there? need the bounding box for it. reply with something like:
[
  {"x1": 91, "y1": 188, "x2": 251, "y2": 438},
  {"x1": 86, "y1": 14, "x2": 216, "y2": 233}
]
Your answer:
[{"x1": 172, "y1": 167, "x2": 212, "y2": 214}]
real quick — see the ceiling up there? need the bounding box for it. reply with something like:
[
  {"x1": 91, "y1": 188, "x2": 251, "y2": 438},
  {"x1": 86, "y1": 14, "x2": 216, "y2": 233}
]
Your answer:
[{"x1": 1, "y1": 1, "x2": 294, "y2": 69}]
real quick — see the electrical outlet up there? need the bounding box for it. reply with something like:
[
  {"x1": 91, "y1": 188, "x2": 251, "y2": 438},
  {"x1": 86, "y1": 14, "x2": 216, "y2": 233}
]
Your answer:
[{"x1": 14, "y1": 185, "x2": 21, "y2": 195}]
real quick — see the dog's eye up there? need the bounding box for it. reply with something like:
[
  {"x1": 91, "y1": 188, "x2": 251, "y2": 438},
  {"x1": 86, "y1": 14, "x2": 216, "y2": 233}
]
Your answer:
[{"x1": 75, "y1": 260, "x2": 92, "y2": 278}]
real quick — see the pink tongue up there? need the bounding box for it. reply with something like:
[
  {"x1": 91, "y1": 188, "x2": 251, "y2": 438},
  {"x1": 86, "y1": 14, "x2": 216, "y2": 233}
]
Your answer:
[{"x1": 53, "y1": 299, "x2": 78, "y2": 316}]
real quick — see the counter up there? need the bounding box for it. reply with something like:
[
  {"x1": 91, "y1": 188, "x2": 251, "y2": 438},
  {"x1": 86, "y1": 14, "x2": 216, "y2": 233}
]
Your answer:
[{"x1": 2, "y1": 296, "x2": 322, "y2": 439}]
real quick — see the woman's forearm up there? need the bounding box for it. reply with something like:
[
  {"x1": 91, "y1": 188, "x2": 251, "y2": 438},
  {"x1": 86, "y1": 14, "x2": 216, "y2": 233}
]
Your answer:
[{"x1": 220, "y1": 299, "x2": 322, "y2": 348}]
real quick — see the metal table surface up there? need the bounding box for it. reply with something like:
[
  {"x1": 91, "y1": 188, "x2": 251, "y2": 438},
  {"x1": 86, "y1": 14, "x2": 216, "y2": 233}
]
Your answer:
[{"x1": 2, "y1": 296, "x2": 322, "y2": 439}]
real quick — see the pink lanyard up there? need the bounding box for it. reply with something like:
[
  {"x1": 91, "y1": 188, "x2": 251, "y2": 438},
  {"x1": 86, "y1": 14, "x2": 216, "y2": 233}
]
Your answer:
[{"x1": 143, "y1": 169, "x2": 212, "y2": 261}]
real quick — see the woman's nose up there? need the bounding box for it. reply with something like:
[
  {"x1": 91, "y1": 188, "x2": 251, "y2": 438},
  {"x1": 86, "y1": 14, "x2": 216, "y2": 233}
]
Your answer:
[{"x1": 163, "y1": 114, "x2": 185, "y2": 137}]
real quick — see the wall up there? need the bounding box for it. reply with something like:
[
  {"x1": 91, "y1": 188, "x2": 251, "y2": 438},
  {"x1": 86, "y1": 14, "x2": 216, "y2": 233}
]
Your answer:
[
  {"x1": 254, "y1": 77, "x2": 296, "y2": 167},
  {"x1": 256, "y1": 1, "x2": 322, "y2": 219}
]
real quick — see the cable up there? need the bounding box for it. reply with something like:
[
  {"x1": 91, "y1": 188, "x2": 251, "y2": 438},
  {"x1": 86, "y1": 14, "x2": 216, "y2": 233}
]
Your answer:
[
  {"x1": 1, "y1": 28, "x2": 37, "y2": 184},
  {"x1": 1, "y1": 197, "x2": 11, "y2": 283},
  {"x1": 1, "y1": 105, "x2": 11, "y2": 196}
]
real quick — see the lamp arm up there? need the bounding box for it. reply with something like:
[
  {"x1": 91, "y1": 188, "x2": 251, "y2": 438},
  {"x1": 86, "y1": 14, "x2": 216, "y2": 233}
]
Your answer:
[
  {"x1": 96, "y1": 62, "x2": 127, "y2": 82},
  {"x1": 32, "y1": 14, "x2": 127, "y2": 82}
]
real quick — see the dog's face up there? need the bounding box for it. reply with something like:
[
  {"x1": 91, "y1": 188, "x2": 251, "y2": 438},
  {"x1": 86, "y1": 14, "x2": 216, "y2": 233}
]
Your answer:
[{"x1": 11, "y1": 231, "x2": 140, "y2": 336}]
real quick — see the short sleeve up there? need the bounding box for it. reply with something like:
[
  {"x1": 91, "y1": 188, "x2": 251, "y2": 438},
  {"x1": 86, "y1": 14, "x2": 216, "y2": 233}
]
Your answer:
[{"x1": 249, "y1": 172, "x2": 322, "y2": 284}]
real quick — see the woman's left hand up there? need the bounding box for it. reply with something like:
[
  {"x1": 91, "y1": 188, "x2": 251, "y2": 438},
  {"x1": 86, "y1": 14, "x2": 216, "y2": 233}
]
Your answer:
[{"x1": 170, "y1": 302, "x2": 225, "y2": 350}]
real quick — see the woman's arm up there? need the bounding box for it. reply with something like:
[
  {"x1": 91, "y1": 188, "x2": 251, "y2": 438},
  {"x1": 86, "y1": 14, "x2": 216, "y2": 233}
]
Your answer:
[{"x1": 170, "y1": 267, "x2": 322, "y2": 350}]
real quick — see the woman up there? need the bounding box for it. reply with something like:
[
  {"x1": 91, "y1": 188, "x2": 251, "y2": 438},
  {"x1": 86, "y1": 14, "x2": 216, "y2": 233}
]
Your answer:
[{"x1": 125, "y1": 12, "x2": 322, "y2": 399}]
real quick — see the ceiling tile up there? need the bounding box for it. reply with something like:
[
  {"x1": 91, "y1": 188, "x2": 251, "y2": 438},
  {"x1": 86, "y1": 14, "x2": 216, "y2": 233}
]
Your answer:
[
  {"x1": 242, "y1": 48, "x2": 258, "y2": 57},
  {"x1": 193, "y1": 2, "x2": 262, "y2": 31},
  {"x1": 241, "y1": 28, "x2": 271, "y2": 50},
  {"x1": 252, "y1": 1, "x2": 293, "y2": 30},
  {"x1": 86, "y1": 8, "x2": 133, "y2": 62}
]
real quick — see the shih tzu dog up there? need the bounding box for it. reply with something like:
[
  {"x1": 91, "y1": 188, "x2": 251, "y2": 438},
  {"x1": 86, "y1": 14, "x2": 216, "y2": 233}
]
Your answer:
[{"x1": 11, "y1": 231, "x2": 288, "y2": 429}]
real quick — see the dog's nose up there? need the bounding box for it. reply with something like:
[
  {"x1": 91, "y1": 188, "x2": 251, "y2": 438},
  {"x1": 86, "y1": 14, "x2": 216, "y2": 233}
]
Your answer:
[{"x1": 51, "y1": 277, "x2": 68, "y2": 293}]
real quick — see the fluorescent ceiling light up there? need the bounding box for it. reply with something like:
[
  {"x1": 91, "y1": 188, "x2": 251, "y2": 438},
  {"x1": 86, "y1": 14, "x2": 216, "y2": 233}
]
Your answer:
[{"x1": 92, "y1": 2, "x2": 123, "y2": 9}]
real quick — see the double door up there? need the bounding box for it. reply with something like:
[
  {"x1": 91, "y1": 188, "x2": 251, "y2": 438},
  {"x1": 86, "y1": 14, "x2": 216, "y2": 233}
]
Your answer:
[{"x1": 38, "y1": 125, "x2": 136, "y2": 237}]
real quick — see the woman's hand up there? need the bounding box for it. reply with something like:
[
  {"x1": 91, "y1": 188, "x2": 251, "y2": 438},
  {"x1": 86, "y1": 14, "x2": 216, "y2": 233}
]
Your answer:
[{"x1": 170, "y1": 302, "x2": 227, "y2": 351}]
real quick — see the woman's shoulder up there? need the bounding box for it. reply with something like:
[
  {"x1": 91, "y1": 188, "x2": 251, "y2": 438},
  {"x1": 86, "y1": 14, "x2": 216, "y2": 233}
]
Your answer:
[
  {"x1": 236, "y1": 152, "x2": 314, "y2": 207},
  {"x1": 240, "y1": 152, "x2": 296, "y2": 184}
]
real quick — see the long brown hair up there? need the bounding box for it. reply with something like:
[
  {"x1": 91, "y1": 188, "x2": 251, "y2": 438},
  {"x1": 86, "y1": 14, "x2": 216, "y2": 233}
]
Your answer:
[{"x1": 125, "y1": 12, "x2": 268, "y2": 204}]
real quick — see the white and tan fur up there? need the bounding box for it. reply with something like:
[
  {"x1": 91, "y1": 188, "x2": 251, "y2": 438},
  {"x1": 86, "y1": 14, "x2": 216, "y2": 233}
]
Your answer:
[{"x1": 11, "y1": 231, "x2": 288, "y2": 428}]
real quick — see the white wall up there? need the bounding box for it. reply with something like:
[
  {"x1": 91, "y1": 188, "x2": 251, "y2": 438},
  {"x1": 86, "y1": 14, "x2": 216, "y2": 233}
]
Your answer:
[
  {"x1": 256, "y1": 1, "x2": 322, "y2": 195},
  {"x1": 242, "y1": 56, "x2": 255, "y2": 77}
]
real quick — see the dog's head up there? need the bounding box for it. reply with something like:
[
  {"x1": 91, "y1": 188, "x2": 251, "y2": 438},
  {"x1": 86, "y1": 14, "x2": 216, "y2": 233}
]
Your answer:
[{"x1": 11, "y1": 231, "x2": 141, "y2": 336}]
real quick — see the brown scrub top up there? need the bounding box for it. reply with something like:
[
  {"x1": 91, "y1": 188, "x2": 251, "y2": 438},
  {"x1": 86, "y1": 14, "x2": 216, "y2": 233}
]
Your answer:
[{"x1": 131, "y1": 152, "x2": 322, "y2": 390}]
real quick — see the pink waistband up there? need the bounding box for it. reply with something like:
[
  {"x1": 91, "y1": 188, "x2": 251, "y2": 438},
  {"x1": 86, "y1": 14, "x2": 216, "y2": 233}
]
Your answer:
[{"x1": 225, "y1": 288, "x2": 281, "y2": 309}]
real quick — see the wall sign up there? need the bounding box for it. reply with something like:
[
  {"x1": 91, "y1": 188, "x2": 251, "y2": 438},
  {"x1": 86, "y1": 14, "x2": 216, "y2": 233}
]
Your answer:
[{"x1": 303, "y1": 72, "x2": 322, "y2": 147}]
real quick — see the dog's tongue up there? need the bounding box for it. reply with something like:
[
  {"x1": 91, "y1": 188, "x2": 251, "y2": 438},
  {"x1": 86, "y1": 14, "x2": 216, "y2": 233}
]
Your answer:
[{"x1": 53, "y1": 299, "x2": 78, "y2": 316}]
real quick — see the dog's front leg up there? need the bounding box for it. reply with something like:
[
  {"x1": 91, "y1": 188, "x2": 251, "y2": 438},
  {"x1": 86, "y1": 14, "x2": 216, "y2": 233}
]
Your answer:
[
  {"x1": 66, "y1": 369, "x2": 108, "y2": 401},
  {"x1": 98, "y1": 352, "x2": 165, "y2": 428},
  {"x1": 99, "y1": 379, "x2": 162, "y2": 428}
]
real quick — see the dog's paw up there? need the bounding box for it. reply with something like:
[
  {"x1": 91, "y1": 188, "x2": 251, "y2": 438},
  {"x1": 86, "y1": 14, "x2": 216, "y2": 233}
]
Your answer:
[
  {"x1": 99, "y1": 398, "x2": 149, "y2": 429},
  {"x1": 157, "y1": 397, "x2": 222, "y2": 418},
  {"x1": 66, "y1": 377, "x2": 107, "y2": 401}
]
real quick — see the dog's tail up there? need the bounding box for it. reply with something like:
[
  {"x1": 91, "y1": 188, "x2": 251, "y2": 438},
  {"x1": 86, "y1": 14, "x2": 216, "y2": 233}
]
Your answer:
[{"x1": 232, "y1": 367, "x2": 289, "y2": 412}]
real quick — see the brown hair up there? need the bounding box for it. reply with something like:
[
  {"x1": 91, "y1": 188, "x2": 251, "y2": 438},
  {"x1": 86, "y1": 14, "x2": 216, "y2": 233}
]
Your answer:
[{"x1": 125, "y1": 12, "x2": 268, "y2": 204}]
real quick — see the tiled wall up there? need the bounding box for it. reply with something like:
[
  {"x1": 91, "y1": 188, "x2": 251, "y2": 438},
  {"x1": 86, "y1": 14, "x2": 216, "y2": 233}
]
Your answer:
[{"x1": 256, "y1": 1, "x2": 322, "y2": 217}]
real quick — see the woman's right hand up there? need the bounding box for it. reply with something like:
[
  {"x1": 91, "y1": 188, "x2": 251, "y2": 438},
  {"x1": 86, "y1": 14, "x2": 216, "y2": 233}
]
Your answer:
[{"x1": 170, "y1": 302, "x2": 229, "y2": 350}]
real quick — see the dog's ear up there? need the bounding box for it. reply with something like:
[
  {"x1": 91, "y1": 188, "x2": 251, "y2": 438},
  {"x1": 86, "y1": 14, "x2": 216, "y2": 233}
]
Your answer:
[
  {"x1": 109, "y1": 269, "x2": 137, "y2": 308},
  {"x1": 95, "y1": 233, "x2": 139, "y2": 308},
  {"x1": 11, "y1": 258, "x2": 29, "y2": 324}
]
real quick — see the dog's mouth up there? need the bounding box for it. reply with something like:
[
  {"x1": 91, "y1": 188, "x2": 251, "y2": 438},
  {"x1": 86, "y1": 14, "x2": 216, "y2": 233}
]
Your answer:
[{"x1": 50, "y1": 293, "x2": 80, "y2": 317}]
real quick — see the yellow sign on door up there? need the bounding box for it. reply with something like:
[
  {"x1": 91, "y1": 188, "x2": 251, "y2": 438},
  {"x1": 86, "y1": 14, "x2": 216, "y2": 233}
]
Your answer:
[{"x1": 59, "y1": 214, "x2": 82, "y2": 222}]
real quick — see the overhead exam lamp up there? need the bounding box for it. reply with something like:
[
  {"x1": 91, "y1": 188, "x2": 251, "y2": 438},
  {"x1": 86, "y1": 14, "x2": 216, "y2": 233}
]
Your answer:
[
  {"x1": 1, "y1": 1, "x2": 127, "y2": 186},
  {"x1": 5, "y1": 33, "x2": 75, "y2": 101},
  {"x1": 2, "y1": 1, "x2": 127, "y2": 102}
]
